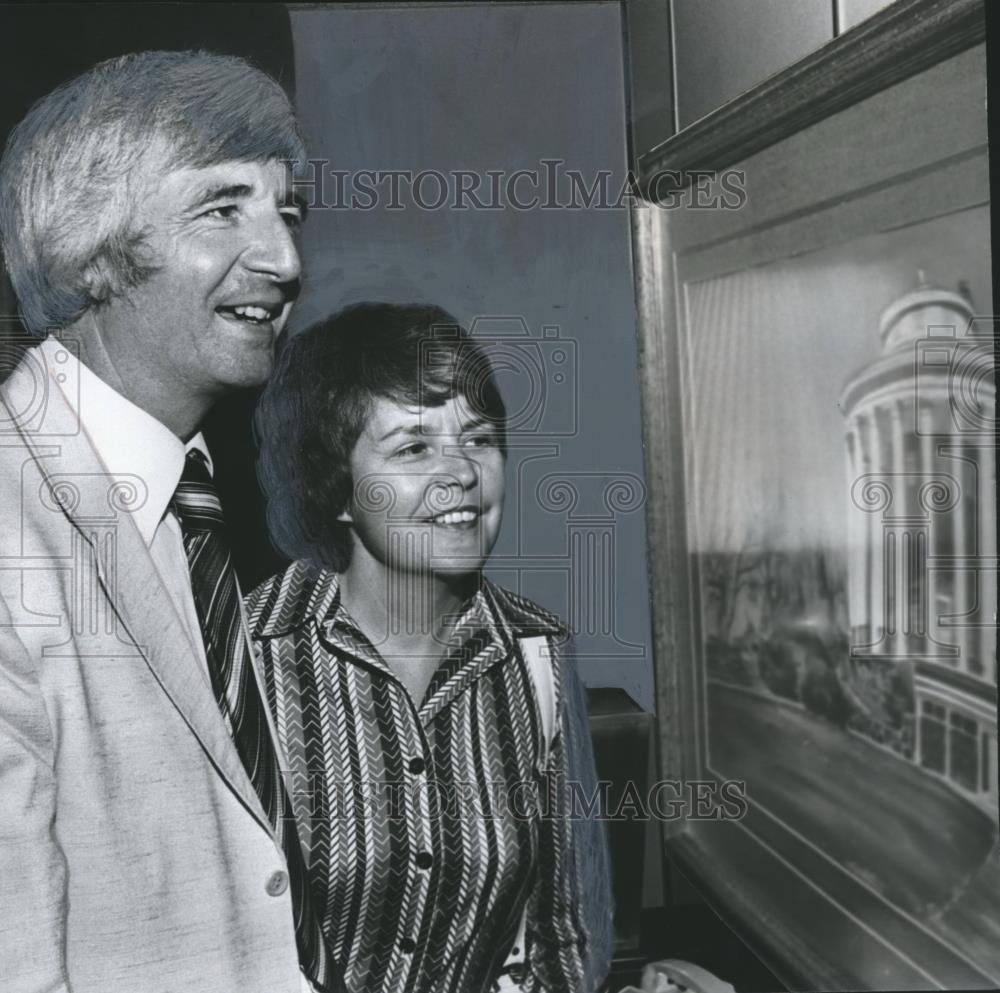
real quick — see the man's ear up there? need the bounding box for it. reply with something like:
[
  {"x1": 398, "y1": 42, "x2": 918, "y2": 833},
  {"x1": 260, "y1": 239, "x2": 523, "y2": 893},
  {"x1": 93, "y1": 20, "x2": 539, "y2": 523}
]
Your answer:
[
  {"x1": 83, "y1": 234, "x2": 157, "y2": 304},
  {"x1": 82, "y1": 254, "x2": 119, "y2": 304},
  {"x1": 337, "y1": 506, "x2": 353, "y2": 524}
]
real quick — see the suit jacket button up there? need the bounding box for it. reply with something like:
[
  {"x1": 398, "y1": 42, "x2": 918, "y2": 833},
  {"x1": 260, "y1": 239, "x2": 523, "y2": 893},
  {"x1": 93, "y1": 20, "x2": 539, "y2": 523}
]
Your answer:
[
  {"x1": 265, "y1": 869, "x2": 289, "y2": 896},
  {"x1": 399, "y1": 937, "x2": 416, "y2": 954}
]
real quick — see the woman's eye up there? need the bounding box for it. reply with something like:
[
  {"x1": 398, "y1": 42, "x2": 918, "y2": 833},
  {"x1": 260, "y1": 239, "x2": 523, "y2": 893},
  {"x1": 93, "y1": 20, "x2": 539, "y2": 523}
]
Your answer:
[
  {"x1": 396, "y1": 442, "x2": 427, "y2": 457},
  {"x1": 466, "y1": 432, "x2": 497, "y2": 448}
]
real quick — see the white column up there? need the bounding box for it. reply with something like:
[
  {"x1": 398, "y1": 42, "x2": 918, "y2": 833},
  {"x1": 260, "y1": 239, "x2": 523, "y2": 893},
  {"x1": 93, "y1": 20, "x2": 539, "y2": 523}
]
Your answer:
[
  {"x1": 889, "y1": 400, "x2": 907, "y2": 656},
  {"x1": 952, "y1": 443, "x2": 969, "y2": 672},
  {"x1": 863, "y1": 408, "x2": 884, "y2": 647},
  {"x1": 845, "y1": 420, "x2": 866, "y2": 651},
  {"x1": 919, "y1": 404, "x2": 937, "y2": 644}
]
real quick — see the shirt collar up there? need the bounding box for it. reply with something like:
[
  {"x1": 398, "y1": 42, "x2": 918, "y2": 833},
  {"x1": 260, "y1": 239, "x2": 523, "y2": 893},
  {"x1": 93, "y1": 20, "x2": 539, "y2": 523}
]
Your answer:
[
  {"x1": 248, "y1": 560, "x2": 566, "y2": 642},
  {"x1": 248, "y1": 562, "x2": 567, "y2": 722},
  {"x1": 39, "y1": 336, "x2": 212, "y2": 547}
]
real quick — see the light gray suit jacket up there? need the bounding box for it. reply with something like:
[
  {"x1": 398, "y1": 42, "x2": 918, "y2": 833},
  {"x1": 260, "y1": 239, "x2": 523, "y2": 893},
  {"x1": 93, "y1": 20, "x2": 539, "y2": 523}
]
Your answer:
[{"x1": 0, "y1": 344, "x2": 303, "y2": 993}]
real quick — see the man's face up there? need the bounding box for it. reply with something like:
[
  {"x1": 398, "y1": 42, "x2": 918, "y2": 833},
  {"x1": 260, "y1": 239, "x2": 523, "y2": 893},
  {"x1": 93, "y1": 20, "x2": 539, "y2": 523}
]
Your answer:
[
  {"x1": 92, "y1": 158, "x2": 302, "y2": 403},
  {"x1": 341, "y1": 394, "x2": 506, "y2": 580}
]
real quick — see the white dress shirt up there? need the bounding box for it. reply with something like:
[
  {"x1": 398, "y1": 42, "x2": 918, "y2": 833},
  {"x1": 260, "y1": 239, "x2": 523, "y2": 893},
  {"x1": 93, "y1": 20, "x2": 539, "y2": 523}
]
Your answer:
[
  {"x1": 41, "y1": 335, "x2": 210, "y2": 669},
  {"x1": 40, "y1": 337, "x2": 316, "y2": 993}
]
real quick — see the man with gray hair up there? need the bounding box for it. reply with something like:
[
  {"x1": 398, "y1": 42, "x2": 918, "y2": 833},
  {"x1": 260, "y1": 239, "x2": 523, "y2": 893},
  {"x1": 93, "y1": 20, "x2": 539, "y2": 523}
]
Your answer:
[{"x1": 0, "y1": 51, "x2": 342, "y2": 993}]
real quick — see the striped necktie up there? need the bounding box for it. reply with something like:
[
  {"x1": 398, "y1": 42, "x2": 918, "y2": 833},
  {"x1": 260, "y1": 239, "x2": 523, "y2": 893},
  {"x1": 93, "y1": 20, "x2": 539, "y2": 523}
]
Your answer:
[{"x1": 172, "y1": 450, "x2": 343, "y2": 993}]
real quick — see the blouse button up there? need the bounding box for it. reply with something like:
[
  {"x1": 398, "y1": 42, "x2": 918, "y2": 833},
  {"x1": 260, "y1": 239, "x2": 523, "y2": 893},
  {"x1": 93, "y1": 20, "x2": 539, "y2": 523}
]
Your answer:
[
  {"x1": 400, "y1": 937, "x2": 417, "y2": 954},
  {"x1": 415, "y1": 851, "x2": 433, "y2": 870},
  {"x1": 408, "y1": 757, "x2": 426, "y2": 775}
]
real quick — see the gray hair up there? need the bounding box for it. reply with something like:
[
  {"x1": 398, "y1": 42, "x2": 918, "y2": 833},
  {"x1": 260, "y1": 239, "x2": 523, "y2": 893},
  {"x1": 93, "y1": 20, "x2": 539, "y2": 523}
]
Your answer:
[{"x1": 0, "y1": 50, "x2": 306, "y2": 335}]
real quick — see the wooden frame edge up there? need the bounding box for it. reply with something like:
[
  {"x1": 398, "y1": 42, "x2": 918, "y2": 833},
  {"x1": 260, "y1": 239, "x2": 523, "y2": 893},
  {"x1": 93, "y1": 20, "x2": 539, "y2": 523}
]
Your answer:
[{"x1": 636, "y1": 0, "x2": 985, "y2": 197}]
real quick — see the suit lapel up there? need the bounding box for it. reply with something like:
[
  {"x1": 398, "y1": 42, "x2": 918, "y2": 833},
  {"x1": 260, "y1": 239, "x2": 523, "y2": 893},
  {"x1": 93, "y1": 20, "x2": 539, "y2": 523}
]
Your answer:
[{"x1": 1, "y1": 347, "x2": 274, "y2": 835}]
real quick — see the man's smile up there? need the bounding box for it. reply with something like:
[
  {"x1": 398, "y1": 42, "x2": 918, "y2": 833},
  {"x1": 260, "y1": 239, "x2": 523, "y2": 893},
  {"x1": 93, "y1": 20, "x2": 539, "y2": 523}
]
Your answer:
[{"x1": 216, "y1": 299, "x2": 284, "y2": 327}]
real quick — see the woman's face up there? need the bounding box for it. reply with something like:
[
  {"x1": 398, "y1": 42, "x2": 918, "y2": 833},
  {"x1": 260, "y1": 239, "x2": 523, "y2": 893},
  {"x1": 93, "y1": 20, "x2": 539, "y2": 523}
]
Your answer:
[{"x1": 340, "y1": 393, "x2": 505, "y2": 580}]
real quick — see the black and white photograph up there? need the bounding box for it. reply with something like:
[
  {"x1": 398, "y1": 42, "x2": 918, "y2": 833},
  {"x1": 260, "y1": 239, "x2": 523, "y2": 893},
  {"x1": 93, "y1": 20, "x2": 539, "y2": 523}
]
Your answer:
[{"x1": 0, "y1": 2, "x2": 994, "y2": 992}]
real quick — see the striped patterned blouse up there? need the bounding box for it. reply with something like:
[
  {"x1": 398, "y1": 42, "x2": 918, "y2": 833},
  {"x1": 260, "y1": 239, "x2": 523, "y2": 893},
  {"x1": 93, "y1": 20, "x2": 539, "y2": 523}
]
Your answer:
[{"x1": 247, "y1": 561, "x2": 594, "y2": 993}]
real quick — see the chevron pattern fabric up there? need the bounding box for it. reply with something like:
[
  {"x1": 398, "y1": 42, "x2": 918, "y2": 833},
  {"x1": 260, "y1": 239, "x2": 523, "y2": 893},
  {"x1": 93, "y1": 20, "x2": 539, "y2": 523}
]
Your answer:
[
  {"x1": 172, "y1": 453, "x2": 342, "y2": 993},
  {"x1": 248, "y1": 562, "x2": 594, "y2": 993}
]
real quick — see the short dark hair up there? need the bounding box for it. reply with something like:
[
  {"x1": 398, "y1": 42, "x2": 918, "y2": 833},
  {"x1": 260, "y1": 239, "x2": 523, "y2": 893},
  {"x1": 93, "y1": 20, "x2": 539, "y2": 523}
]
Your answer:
[{"x1": 256, "y1": 302, "x2": 507, "y2": 570}]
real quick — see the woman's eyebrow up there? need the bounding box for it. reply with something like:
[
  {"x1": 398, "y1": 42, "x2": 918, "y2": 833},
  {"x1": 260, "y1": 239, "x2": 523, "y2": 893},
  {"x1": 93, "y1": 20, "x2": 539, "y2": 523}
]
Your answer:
[
  {"x1": 378, "y1": 423, "x2": 423, "y2": 442},
  {"x1": 378, "y1": 414, "x2": 494, "y2": 442},
  {"x1": 461, "y1": 416, "x2": 494, "y2": 431}
]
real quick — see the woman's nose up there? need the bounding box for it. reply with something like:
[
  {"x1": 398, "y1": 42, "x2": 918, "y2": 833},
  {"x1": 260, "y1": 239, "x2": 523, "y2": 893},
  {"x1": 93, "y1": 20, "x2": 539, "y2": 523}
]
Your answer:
[{"x1": 445, "y1": 450, "x2": 479, "y2": 488}]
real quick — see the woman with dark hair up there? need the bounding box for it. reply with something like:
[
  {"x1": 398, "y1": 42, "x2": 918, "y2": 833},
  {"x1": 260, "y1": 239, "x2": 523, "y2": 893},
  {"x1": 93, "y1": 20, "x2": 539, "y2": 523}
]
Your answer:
[{"x1": 249, "y1": 303, "x2": 612, "y2": 993}]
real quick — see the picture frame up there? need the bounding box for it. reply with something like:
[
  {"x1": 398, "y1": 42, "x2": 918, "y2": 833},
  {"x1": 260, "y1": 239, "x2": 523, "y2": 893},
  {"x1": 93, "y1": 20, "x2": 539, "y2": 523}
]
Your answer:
[{"x1": 631, "y1": 1, "x2": 997, "y2": 988}]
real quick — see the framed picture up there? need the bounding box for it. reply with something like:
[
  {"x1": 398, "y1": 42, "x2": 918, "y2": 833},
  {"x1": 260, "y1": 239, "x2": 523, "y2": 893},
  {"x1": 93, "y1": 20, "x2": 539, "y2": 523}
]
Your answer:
[{"x1": 632, "y1": 1, "x2": 996, "y2": 989}]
